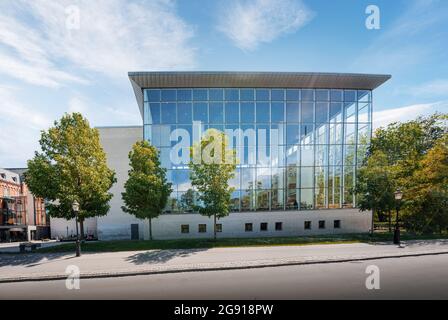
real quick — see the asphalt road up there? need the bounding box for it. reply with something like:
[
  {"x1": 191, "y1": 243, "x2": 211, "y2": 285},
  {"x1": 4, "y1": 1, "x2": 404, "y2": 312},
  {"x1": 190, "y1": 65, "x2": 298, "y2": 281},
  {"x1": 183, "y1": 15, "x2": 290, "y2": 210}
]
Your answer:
[{"x1": 1, "y1": 254, "x2": 448, "y2": 300}]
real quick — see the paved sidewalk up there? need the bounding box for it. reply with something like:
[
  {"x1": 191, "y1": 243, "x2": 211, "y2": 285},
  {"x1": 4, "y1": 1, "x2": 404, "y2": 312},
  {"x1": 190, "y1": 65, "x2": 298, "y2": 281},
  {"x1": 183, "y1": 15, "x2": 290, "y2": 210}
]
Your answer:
[
  {"x1": 1, "y1": 239, "x2": 448, "y2": 283},
  {"x1": 0, "y1": 240, "x2": 64, "y2": 253}
]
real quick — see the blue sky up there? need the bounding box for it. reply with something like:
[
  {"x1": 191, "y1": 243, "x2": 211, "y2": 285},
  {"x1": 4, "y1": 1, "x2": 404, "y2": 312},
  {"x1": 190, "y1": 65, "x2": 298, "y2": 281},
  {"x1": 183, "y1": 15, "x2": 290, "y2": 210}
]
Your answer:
[{"x1": 0, "y1": 0, "x2": 447, "y2": 167}]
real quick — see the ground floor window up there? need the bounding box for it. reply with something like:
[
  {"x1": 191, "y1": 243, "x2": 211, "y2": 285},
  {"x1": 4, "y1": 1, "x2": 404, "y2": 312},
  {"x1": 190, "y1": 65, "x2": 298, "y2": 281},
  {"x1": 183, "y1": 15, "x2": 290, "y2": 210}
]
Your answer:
[
  {"x1": 275, "y1": 222, "x2": 283, "y2": 231},
  {"x1": 181, "y1": 224, "x2": 189, "y2": 233},
  {"x1": 334, "y1": 220, "x2": 341, "y2": 229},
  {"x1": 304, "y1": 221, "x2": 312, "y2": 230},
  {"x1": 198, "y1": 224, "x2": 207, "y2": 233},
  {"x1": 319, "y1": 220, "x2": 326, "y2": 229},
  {"x1": 260, "y1": 222, "x2": 268, "y2": 231},
  {"x1": 216, "y1": 224, "x2": 222, "y2": 233},
  {"x1": 245, "y1": 223, "x2": 253, "y2": 232}
]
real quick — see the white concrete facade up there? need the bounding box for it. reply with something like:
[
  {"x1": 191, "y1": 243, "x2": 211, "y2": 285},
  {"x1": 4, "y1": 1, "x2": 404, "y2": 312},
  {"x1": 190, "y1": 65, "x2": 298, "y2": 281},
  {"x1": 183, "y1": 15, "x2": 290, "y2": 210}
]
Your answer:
[{"x1": 150, "y1": 209, "x2": 372, "y2": 239}]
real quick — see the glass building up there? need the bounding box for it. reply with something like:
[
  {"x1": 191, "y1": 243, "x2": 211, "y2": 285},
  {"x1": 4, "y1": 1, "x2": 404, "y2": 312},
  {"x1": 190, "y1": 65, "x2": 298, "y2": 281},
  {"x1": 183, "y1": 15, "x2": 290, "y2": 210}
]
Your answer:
[{"x1": 130, "y1": 72, "x2": 390, "y2": 215}]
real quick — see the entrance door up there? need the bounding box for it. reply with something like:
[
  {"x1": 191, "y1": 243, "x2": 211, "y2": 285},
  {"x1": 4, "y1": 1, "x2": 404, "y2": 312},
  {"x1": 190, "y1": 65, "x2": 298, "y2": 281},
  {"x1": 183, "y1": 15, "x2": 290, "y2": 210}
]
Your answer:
[{"x1": 131, "y1": 224, "x2": 139, "y2": 240}]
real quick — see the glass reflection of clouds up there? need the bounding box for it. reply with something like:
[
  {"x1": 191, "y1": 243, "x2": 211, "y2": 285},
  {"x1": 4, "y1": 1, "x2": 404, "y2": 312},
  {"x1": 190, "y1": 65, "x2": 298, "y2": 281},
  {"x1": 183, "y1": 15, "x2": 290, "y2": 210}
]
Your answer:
[{"x1": 143, "y1": 88, "x2": 372, "y2": 213}]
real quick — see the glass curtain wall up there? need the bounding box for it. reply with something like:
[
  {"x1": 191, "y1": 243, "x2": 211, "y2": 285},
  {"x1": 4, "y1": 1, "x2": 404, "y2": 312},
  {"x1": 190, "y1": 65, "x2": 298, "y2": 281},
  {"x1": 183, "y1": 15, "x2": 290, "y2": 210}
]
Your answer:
[{"x1": 143, "y1": 88, "x2": 372, "y2": 213}]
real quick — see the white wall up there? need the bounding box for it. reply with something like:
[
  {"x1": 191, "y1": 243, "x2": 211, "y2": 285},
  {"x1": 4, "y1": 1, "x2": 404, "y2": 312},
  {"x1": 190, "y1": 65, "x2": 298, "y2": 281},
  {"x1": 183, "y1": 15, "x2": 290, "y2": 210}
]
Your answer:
[
  {"x1": 50, "y1": 217, "x2": 97, "y2": 239},
  {"x1": 149, "y1": 209, "x2": 372, "y2": 240},
  {"x1": 97, "y1": 126, "x2": 147, "y2": 240}
]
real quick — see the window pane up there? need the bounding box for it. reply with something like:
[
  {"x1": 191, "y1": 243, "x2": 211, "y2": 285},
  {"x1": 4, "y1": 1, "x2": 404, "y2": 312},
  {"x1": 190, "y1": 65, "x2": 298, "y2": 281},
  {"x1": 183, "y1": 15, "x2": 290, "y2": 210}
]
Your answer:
[
  {"x1": 177, "y1": 89, "x2": 192, "y2": 101},
  {"x1": 225, "y1": 89, "x2": 239, "y2": 101},
  {"x1": 328, "y1": 166, "x2": 342, "y2": 208},
  {"x1": 358, "y1": 123, "x2": 371, "y2": 145},
  {"x1": 241, "y1": 102, "x2": 255, "y2": 123},
  {"x1": 146, "y1": 89, "x2": 160, "y2": 102},
  {"x1": 256, "y1": 190, "x2": 270, "y2": 210},
  {"x1": 256, "y1": 102, "x2": 270, "y2": 122},
  {"x1": 193, "y1": 89, "x2": 208, "y2": 101},
  {"x1": 271, "y1": 102, "x2": 285, "y2": 122},
  {"x1": 240, "y1": 89, "x2": 254, "y2": 101},
  {"x1": 161, "y1": 89, "x2": 176, "y2": 101},
  {"x1": 241, "y1": 167, "x2": 256, "y2": 190},
  {"x1": 271, "y1": 89, "x2": 284, "y2": 101},
  {"x1": 330, "y1": 90, "x2": 343, "y2": 102},
  {"x1": 329, "y1": 122, "x2": 343, "y2": 144},
  {"x1": 287, "y1": 166, "x2": 299, "y2": 189},
  {"x1": 173, "y1": 169, "x2": 191, "y2": 192},
  {"x1": 230, "y1": 191, "x2": 240, "y2": 212},
  {"x1": 344, "y1": 90, "x2": 356, "y2": 102},
  {"x1": 344, "y1": 102, "x2": 356, "y2": 122},
  {"x1": 358, "y1": 103, "x2": 370, "y2": 123},
  {"x1": 161, "y1": 103, "x2": 176, "y2": 123},
  {"x1": 286, "y1": 89, "x2": 300, "y2": 101},
  {"x1": 271, "y1": 189, "x2": 285, "y2": 210},
  {"x1": 315, "y1": 102, "x2": 329, "y2": 123},
  {"x1": 177, "y1": 103, "x2": 192, "y2": 123},
  {"x1": 256, "y1": 89, "x2": 269, "y2": 101},
  {"x1": 144, "y1": 102, "x2": 161, "y2": 125},
  {"x1": 343, "y1": 166, "x2": 355, "y2": 208},
  {"x1": 209, "y1": 88, "x2": 224, "y2": 101},
  {"x1": 343, "y1": 144, "x2": 356, "y2": 166},
  {"x1": 301, "y1": 145, "x2": 314, "y2": 166},
  {"x1": 358, "y1": 90, "x2": 371, "y2": 102},
  {"x1": 300, "y1": 124, "x2": 314, "y2": 145},
  {"x1": 330, "y1": 102, "x2": 343, "y2": 122},
  {"x1": 286, "y1": 102, "x2": 300, "y2": 122},
  {"x1": 286, "y1": 145, "x2": 299, "y2": 165},
  {"x1": 193, "y1": 102, "x2": 208, "y2": 122},
  {"x1": 255, "y1": 167, "x2": 270, "y2": 188},
  {"x1": 301, "y1": 102, "x2": 314, "y2": 123},
  {"x1": 225, "y1": 102, "x2": 239, "y2": 123},
  {"x1": 241, "y1": 190, "x2": 255, "y2": 211},
  {"x1": 345, "y1": 123, "x2": 356, "y2": 144},
  {"x1": 286, "y1": 188, "x2": 299, "y2": 210},
  {"x1": 300, "y1": 167, "x2": 314, "y2": 188},
  {"x1": 315, "y1": 89, "x2": 329, "y2": 101},
  {"x1": 286, "y1": 125, "x2": 300, "y2": 145},
  {"x1": 300, "y1": 189, "x2": 314, "y2": 209},
  {"x1": 301, "y1": 89, "x2": 314, "y2": 101},
  {"x1": 329, "y1": 145, "x2": 343, "y2": 166}
]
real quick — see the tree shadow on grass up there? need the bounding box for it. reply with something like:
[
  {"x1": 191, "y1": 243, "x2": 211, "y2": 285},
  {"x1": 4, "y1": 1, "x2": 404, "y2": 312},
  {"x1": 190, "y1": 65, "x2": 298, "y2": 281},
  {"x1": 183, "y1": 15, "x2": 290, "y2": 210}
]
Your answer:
[{"x1": 125, "y1": 248, "x2": 209, "y2": 265}]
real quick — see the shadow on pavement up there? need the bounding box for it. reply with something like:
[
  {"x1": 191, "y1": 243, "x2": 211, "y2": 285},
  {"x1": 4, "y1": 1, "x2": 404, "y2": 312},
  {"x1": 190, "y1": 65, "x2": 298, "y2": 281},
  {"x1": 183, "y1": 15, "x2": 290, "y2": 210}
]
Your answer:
[
  {"x1": 125, "y1": 248, "x2": 209, "y2": 265},
  {"x1": 0, "y1": 253, "x2": 74, "y2": 268}
]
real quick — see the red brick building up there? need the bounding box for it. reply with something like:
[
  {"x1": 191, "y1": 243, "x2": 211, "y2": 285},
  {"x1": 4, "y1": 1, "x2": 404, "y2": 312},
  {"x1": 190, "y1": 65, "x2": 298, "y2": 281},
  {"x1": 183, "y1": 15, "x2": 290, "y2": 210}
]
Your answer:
[{"x1": 0, "y1": 168, "x2": 49, "y2": 242}]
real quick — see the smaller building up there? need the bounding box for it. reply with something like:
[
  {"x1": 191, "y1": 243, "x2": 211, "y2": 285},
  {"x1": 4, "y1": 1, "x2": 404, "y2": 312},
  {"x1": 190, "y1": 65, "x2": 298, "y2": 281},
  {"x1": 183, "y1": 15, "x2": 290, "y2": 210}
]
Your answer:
[{"x1": 0, "y1": 168, "x2": 49, "y2": 242}]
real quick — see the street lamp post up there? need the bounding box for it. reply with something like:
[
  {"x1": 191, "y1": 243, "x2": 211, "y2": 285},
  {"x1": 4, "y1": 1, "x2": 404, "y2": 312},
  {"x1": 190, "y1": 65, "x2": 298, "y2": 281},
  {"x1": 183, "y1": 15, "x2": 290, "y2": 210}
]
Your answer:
[
  {"x1": 72, "y1": 200, "x2": 81, "y2": 257},
  {"x1": 393, "y1": 189, "x2": 403, "y2": 245}
]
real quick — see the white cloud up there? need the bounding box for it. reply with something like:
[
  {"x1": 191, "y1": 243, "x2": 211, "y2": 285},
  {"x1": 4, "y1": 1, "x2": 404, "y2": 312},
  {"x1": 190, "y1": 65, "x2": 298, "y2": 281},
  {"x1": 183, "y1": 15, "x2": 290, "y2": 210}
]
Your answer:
[
  {"x1": 408, "y1": 80, "x2": 448, "y2": 96},
  {"x1": 218, "y1": 0, "x2": 313, "y2": 51},
  {"x1": 373, "y1": 101, "x2": 448, "y2": 129},
  {"x1": 0, "y1": 0, "x2": 196, "y2": 87},
  {"x1": 0, "y1": 86, "x2": 52, "y2": 167}
]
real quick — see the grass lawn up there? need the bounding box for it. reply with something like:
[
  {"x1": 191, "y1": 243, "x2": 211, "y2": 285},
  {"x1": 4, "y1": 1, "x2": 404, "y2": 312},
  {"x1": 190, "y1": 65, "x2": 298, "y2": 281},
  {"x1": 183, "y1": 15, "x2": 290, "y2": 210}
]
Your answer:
[{"x1": 36, "y1": 232, "x2": 448, "y2": 254}]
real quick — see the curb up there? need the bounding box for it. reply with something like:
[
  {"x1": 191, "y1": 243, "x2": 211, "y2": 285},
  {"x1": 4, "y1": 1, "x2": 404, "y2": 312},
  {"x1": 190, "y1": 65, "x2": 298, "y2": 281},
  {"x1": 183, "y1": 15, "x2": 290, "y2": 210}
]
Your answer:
[{"x1": 1, "y1": 250, "x2": 448, "y2": 284}]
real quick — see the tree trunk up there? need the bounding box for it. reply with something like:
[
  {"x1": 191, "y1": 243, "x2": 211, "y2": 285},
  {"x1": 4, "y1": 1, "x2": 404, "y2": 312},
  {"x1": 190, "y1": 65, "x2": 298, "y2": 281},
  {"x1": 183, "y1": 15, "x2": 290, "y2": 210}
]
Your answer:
[
  {"x1": 213, "y1": 214, "x2": 217, "y2": 241},
  {"x1": 149, "y1": 217, "x2": 153, "y2": 241},
  {"x1": 388, "y1": 210, "x2": 392, "y2": 232},
  {"x1": 79, "y1": 218, "x2": 85, "y2": 241}
]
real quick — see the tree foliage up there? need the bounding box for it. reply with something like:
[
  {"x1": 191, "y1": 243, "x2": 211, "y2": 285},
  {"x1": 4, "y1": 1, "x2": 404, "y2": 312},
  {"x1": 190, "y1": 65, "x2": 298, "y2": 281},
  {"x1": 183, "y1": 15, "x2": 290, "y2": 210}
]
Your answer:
[
  {"x1": 25, "y1": 113, "x2": 116, "y2": 236},
  {"x1": 355, "y1": 113, "x2": 448, "y2": 233},
  {"x1": 189, "y1": 129, "x2": 237, "y2": 239},
  {"x1": 121, "y1": 140, "x2": 172, "y2": 240}
]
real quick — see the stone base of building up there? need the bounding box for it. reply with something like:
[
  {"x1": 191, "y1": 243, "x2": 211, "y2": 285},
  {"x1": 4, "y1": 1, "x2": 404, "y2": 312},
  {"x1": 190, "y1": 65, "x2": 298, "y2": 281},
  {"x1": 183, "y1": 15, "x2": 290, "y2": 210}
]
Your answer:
[{"x1": 96, "y1": 209, "x2": 372, "y2": 241}]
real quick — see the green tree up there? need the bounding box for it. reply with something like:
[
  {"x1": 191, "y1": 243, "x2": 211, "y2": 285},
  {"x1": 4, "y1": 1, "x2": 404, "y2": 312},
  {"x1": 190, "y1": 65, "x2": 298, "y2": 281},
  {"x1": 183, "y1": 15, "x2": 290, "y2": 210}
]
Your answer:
[
  {"x1": 404, "y1": 135, "x2": 448, "y2": 233},
  {"x1": 121, "y1": 140, "x2": 172, "y2": 240},
  {"x1": 25, "y1": 113, "x2": 116, "y2": 239},
  {"x1": 354, "y1": 151, "x2": 396, "y2": 230},
  {"x1": 189, "y1": 129, "x2": 237, "y2": 240},
  {"x1": 355, "y1": 113, "x2": 448, "y2": 233}
]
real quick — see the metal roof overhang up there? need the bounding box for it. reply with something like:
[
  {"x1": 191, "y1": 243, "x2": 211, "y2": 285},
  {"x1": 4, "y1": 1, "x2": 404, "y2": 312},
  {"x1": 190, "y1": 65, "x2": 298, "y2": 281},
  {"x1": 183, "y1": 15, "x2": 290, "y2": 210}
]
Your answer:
[{"x1": 128, "y1": 71, "x2": 391, "y2": 118}]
